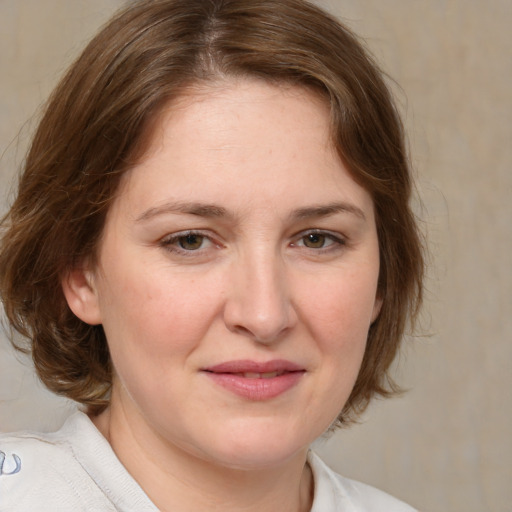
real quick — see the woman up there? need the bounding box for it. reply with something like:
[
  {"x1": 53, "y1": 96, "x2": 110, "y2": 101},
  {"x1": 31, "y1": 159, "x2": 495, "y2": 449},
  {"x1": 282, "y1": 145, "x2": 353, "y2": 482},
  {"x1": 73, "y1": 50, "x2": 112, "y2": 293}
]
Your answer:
[{"x1": 0, "y1": 0, "x2": 423, "y2": 510}]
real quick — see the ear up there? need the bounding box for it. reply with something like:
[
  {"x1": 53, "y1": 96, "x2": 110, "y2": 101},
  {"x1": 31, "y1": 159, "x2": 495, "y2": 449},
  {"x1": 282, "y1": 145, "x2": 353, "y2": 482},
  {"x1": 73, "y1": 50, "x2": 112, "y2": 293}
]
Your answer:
[
  {"x1": 61, "y1": 267, "x2": 102, "y2": 325},
  {"x1": 370, "y1": 294, "x2": 383, "y2": 324}
]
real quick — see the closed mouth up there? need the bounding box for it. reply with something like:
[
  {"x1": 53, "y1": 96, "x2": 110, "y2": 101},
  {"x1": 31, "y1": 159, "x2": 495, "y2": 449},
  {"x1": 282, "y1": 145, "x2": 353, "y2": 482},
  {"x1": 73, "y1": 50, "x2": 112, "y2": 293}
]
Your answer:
[
  {"x1": 204, "y1": 369, "x2": 303, "y2": 379},
  {"x1": 201, "y1": 360, "x2": 305, "y2": 400},
  {"x1": 202, "y1": 359, "x2": 305, "y2": 376},
  {"x1": 232, "y1": 371, "x2": 287, "y2": 379}
]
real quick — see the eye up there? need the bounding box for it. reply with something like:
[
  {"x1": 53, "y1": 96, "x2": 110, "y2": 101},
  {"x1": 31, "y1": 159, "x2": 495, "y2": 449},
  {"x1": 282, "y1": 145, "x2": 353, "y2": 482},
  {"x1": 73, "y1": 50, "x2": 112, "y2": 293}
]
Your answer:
[
  {"x1": 177, "y1": 233, "x2": 206, "y2": 250},
  {"x1": 292, "y1": 230, "x2": 345, "y2": 251},
  {"x1": 160, "y1": 230, "x2": 215, "y2": 254},
  {"x1": 302, "y1": 233, "x2": 330, "y2": 249}
]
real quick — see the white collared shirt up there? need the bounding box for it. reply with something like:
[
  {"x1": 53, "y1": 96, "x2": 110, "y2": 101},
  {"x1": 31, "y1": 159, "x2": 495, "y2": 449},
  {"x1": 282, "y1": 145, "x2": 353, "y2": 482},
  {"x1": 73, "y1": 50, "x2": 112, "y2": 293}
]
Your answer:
[{"x1": 0, "y1": 412, "x2": 417, "y2": 511}]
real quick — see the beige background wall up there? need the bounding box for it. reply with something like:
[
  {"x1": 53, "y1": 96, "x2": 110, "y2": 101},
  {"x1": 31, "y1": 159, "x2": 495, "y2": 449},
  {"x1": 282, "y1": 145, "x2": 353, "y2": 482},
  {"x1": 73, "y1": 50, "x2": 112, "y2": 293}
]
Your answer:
[{"x1": 1, "y1": 1, "x2": 510, "y2": 511}]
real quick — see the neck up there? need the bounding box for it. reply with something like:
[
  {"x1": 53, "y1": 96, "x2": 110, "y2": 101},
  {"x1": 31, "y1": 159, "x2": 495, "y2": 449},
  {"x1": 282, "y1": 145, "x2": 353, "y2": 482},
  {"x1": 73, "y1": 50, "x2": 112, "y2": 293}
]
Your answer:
[{"x1": 92, "y1": 404, "x2": 314, "y2": 512}]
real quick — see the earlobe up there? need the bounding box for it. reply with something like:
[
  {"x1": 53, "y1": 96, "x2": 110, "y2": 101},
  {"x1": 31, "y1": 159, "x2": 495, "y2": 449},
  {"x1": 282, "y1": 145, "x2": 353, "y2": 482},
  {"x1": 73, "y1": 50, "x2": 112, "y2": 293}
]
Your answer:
[{"x1": 61, "y1": 267, "x2": 102, "y2": 325}]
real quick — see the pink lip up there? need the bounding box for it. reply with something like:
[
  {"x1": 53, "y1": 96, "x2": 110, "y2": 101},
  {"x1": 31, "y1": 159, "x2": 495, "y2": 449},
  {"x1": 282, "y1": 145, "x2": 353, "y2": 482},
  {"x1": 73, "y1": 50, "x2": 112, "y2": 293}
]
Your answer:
[{"x1": 202, "y1": 359, "x2": 305, "y2": 401}]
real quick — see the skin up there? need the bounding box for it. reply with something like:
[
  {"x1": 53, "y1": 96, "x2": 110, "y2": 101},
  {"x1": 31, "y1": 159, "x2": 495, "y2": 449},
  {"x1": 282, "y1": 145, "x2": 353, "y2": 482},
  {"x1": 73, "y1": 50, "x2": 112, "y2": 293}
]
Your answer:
[{"x1": 63, "y1": 78, "x2": 382, "y2": 512}]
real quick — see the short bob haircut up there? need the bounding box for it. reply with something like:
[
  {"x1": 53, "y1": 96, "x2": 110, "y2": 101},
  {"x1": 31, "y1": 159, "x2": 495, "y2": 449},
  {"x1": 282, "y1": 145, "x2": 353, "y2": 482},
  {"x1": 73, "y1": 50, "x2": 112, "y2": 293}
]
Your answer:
[{"x1": 0, "y1": 0, "x2": 423, "y2": 425}]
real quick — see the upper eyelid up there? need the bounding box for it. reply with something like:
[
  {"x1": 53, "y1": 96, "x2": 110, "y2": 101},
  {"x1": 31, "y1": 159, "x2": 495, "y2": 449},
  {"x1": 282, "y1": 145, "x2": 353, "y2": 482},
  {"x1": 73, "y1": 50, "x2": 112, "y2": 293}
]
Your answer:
[
  {"x1": 163, "y1": 229, "x2": 197, "y2": 237},
  {"x1": 291, "y1": 228, "x2": 346, "y2": 241},
  {"x1": 161, "y1": 229, "x2": 215, "y2": 241}
]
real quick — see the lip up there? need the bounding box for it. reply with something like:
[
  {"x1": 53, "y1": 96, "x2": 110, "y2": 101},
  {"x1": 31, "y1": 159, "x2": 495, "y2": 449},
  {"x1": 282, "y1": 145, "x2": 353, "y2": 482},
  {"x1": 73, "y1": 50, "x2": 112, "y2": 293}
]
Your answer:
[{"x1": 202, "y1": 359, "x2": 306, "y2": 401}]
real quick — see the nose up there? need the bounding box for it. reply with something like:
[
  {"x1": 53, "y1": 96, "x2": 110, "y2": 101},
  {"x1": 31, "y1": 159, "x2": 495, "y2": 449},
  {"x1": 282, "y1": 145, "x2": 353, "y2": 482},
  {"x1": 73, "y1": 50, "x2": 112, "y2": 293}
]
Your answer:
[{"x1": 223, "y1": 250, "x2": 297, "y2": 344}]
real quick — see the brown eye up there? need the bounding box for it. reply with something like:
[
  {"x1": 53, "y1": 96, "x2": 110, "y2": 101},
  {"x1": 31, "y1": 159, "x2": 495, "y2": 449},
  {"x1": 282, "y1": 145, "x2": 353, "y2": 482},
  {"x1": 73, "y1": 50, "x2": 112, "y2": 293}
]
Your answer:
[
  {"x1": 178, "y1": 234, "x2": 204, "y2": 250},
  {"x1": 302, "y1": 233, "x2": 327, "y2": 248}
]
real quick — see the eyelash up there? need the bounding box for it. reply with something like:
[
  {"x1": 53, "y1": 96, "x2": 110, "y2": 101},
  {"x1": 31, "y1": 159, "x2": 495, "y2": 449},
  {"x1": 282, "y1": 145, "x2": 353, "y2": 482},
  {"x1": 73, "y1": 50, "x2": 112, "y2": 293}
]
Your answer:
[
  {"x1": 160, "y1": 230, "x2": 216, "y2": 256},
  {"x1": 159, "y1": 229, "x2": 346, "y2": 256},
  {"x1": 291, "y1": 229, "x2": 346, "y2": 253}
]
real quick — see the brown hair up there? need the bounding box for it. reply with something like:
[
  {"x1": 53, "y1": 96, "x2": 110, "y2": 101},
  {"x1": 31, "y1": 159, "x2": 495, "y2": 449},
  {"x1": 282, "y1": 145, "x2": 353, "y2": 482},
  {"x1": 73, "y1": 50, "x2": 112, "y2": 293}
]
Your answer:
[{"x1": 0, "y1": 0, "x2": 423, "y2": 425}]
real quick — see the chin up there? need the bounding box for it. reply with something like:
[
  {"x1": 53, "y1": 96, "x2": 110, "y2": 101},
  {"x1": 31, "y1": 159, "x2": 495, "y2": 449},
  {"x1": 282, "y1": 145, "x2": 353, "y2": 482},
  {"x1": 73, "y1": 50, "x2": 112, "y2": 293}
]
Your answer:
[{"x1": 197, "y1": 420, "x2": 314, "y2": 470}]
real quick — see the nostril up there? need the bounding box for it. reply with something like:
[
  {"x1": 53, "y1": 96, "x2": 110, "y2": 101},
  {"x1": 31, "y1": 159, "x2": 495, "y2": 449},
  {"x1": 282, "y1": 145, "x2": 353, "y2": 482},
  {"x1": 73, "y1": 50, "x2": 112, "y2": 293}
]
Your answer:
[{"x1": 228, "y1": 323, "x2": 252, "y2": 337}]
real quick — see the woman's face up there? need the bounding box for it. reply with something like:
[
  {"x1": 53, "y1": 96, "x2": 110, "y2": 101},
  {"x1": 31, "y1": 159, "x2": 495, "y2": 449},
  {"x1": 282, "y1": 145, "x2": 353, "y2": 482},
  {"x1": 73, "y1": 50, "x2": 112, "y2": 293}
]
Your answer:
[{"x1": 67, "y1": 79, "x2": 381, "y2": 469}]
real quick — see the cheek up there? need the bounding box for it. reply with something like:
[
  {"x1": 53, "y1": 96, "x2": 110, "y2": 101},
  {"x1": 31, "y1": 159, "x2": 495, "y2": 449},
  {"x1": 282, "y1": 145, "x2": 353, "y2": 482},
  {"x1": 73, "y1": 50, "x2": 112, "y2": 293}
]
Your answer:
[
  {"x1": 98, "y1": 264, "x2": 225, "y2": 363},
  {"x1": 293, "y1": 272, "x2": 378, "y2": 429},
  {"x1": 298, "y1": 269, "x2": 379, "y2": 347},
  {"x1": 98, "y1": 269, "x2": 221, "y2": 412}
]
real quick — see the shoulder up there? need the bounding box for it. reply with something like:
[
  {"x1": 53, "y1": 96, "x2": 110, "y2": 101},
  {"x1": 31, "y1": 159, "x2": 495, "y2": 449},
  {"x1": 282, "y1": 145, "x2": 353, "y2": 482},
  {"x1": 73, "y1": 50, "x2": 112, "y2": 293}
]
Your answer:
[
  {"x1": 0, "y1": 423, "x2": 80, "y2": 484},
  {"x1": 308, "y1": 451, "x2": 418, "y2": 512},
  {"x1": 0, "y1": 412, "x2": 118, "y2": 511}
]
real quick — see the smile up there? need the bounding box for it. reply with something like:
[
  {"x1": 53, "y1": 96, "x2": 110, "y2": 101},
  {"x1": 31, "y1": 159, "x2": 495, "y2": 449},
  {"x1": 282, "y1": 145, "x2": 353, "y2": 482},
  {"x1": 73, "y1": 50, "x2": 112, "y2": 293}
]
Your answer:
[{"x1": 202, "y1": 360, "x2": 306, "y2": 400}]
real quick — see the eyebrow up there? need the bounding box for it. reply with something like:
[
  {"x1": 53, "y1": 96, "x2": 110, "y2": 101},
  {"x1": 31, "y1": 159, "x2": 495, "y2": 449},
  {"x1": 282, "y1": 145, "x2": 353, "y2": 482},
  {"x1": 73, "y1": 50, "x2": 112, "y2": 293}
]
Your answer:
[
  {"x1": 290, "y1": 202, "x2": 367, "y2": 221},
  {"x1": 136, "y1": 201, "x2": 229, "y2": 222},
  {"x1": 135, "y1": 200, "x2": 366, "y2": 223}
]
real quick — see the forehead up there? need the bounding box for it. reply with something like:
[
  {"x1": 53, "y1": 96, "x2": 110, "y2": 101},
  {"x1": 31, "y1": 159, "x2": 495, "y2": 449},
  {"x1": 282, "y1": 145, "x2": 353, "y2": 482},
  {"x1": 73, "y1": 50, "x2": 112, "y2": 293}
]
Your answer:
[
  {"x1": 146, "y1": 78, "x2": 333, "y2": 158},
  {"x1": 112, "y1": 77, "x2": 372, "y2": 220}
]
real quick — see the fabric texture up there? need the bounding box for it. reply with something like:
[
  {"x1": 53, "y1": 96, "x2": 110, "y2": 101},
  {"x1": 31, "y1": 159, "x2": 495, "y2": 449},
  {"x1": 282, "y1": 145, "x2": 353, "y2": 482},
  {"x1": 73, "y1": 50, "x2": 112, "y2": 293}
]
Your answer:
[{"x1": 0, "y1": 411, "x2": 416, "y2": 511}]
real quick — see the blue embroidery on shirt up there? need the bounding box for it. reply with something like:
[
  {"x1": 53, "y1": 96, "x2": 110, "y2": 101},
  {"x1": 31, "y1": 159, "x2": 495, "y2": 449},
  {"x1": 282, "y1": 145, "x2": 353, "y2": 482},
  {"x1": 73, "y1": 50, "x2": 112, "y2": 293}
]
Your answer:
[{"x1": 0, "y1": 451, "x2": 22, "y2": 475}]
